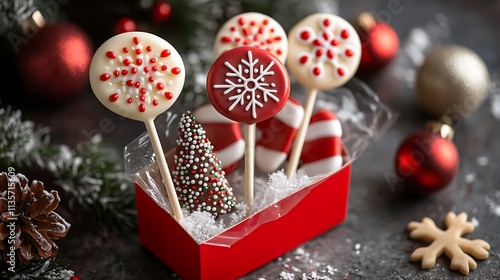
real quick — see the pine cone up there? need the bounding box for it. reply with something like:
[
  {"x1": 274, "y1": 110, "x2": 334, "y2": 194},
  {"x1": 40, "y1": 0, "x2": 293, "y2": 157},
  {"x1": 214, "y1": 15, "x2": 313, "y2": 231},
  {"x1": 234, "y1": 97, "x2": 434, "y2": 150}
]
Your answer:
[{"x1": 0, "y1": 172, "x2": 71, "y2": 264}]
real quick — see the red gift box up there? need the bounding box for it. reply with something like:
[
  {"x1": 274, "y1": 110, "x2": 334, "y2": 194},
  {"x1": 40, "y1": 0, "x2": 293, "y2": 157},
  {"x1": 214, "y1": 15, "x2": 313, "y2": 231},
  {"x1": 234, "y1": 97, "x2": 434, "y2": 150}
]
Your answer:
[
  {"x1": 127, "y1": 78, "x2": 394, "y2": 280},
  {"x1": 135, "y1": 156, "x2": 351, "y2": 280}
]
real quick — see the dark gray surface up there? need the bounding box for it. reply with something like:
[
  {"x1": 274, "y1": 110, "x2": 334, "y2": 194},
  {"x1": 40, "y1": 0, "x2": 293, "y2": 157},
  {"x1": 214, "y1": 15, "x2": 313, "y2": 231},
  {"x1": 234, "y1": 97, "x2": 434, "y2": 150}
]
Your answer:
[{"x1": 9, "y1": 0, "x2": 500, "y2": 279}]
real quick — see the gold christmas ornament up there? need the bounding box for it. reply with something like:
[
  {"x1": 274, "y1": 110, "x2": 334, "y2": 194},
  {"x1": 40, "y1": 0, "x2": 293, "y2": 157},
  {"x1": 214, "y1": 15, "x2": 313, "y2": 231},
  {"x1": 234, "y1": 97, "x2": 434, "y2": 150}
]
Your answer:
[{"x1": 416, "y1": 45, "x2": 489, "y2": 118}]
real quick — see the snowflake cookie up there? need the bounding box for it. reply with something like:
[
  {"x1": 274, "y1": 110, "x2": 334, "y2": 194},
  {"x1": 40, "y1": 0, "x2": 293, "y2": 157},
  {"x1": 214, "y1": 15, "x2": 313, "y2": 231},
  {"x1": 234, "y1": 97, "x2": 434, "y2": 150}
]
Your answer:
[
  {"x1": 407, "y1": 211, "x2": 490, "y2": 275},
  {"x1": 287, "y1": 13, "x2": 361, "y2": 90}
]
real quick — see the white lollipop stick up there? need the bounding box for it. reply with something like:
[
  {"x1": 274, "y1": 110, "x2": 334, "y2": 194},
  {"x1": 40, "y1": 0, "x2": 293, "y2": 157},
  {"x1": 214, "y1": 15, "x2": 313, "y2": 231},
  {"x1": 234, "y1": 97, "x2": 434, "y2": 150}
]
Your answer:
[
  {"x1": 145, "y1": 119, "x2": 183, "y2": 220},
  {"x1": 244, "y1": 123, "x2": 256, "y2": 215},
  {"x1": 89, "y1": 32, "x2": 185, "y2": 221},
  {"x1": 285, "y1": 13, "x2": 361, "y2": 179},
  {"x1": 286, "y1": 88, "x2": 317, "y2": 179}
]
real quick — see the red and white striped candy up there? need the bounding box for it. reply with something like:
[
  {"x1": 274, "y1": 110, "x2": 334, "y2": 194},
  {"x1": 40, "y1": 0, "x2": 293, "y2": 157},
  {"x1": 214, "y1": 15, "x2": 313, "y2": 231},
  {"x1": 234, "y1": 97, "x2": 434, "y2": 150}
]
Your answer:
[
  {"x1": 193, "y1": 103, "x2": 245, "y2": 174},
  {"x1": 255, "y1": 97, "x2": 304, "y2": 172},
  {"x1": 299, "y1": 109, "x2": 343, "y2": 176}
]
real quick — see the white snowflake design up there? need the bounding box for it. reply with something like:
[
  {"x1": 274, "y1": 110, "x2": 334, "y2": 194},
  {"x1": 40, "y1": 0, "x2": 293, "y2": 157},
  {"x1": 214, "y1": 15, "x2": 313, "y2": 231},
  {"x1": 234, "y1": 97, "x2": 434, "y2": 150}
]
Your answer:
[{"x1": 213, "y1": 50, "x2": 280, "y2": 119}]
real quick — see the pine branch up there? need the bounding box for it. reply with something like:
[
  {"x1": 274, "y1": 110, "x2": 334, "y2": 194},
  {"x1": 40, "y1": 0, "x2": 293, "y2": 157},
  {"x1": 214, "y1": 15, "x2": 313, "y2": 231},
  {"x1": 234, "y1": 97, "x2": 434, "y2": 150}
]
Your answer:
[
  {"x1": 0, "y1": 102, "x2": 137, "y2": 232},
  {"x1": 0, "y1": 258, "x2": 74, "y2": 280}
]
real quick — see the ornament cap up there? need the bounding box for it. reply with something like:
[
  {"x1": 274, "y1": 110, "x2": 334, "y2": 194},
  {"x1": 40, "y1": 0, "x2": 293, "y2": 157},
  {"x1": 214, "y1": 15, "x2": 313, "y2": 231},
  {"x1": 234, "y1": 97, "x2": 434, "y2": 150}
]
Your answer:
[
  {"x1": 355, "y1": 12, "x2": 376, "y2": 31},
  {"x1": 426, "y1": 115, "x2": 455, "y2": 140},
  {"x1": 20, "y1": 9, "x2": 46, "y2": 35}
]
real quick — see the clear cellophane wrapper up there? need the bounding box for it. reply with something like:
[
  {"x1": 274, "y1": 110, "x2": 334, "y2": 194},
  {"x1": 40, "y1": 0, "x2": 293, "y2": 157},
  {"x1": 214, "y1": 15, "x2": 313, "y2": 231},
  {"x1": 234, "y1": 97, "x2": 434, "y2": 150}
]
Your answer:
[{"x1": 124, "y1": 77, "x2": 396, "y2": 246}]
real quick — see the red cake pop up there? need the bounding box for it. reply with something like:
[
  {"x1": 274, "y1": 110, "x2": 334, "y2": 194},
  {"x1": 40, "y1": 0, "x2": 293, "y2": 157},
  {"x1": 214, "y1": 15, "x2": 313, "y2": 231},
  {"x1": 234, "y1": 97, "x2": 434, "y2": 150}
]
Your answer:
[
  {"x1": 207, "y1": 46, "x2": 290, "y2": 123},
  {"x1": 206, "y1": 46, "x2": 290, "y2": 213}
]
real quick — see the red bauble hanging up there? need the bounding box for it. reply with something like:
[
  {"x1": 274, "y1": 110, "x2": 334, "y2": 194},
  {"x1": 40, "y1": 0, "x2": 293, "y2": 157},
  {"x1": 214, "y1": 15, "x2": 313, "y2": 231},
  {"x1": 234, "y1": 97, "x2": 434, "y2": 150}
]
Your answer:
[
  {"x1": 395, "y1": 116, "x2": 459, "y2": 194},
  {"x1": 114, "y1": 17, "x2": 137, "y2": 34},
  {"x1": 15, "y1": 21, "x2": 93, "y2": 102},
  {"x1": 152, "y1": 1, "x2": 172, "y2": 23},
  {"x1": 353, "y1": 12, "x2": 399, "y2": 77}
]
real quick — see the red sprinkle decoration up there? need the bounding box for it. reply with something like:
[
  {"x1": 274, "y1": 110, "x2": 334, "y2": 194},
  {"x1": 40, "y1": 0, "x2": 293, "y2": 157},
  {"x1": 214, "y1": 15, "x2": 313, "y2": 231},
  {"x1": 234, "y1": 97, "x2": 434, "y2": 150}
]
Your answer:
[
  {"x1": 341, "y1": 29, "x2": 349, "y2": 39},
  {"x1": 133, "y1": 37, "x2": 140, "y2": 45},
  {"x1": 300, "y1": 31, "x2": 310, "y2": 40},
  {"x1": 106, "y1": 51, "x2": 117, "y2": 59},
  {"x1": 161, "y1": 49, "x2": 171, "y2": 57},
  {"x1": 109, "y1": 93, "x2": 119, "y2": 102},
  {"x1": 100, "y1": 74, "x2": 110, "y2": 81},
  {"x1": 139, "y1": 103, "x2": 146, "y2": 112},
  {"x1": 323, "y1": 18, "x2": 331, "y2": 27},
  {"x1": 299, "y1": 55, "x2": 309, "y2": 64},
  {"x1": 313, "y1": 67, "x2": 322, "y2": 76},
  {"x1": 165, "y1": 92, "x2": 173, "y2": 99},
  {"x1": 171, "y1": 67, "x2": 181, "y2": 75}
]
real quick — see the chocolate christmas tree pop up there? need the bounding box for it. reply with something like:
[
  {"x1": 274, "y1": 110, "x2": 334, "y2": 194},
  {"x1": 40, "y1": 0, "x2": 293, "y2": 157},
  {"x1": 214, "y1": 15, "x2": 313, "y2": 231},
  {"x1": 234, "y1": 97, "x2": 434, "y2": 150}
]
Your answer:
[{"x1": 173, "y1": 112, "x2": 236, "y2": 218}]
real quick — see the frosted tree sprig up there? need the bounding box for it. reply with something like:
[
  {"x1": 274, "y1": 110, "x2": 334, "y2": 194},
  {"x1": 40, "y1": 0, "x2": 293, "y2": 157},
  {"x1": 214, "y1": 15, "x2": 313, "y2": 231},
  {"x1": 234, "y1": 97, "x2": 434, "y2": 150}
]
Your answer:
[
  {"x1": 0, "y1": 257, "x2": 74, "y2": 280},
  {"x1": 0, "y1": 102, "x2": 136, "y2": 232}
]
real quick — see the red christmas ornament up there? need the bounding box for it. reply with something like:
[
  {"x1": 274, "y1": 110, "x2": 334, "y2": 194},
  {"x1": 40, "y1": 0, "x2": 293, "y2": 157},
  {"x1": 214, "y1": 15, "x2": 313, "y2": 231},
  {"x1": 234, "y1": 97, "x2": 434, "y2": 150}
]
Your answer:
[
  {"x1": 353, "y1": 12, "x2": 399, "y2": 77},
  {"x1": 114, "y1": 17, "x2": 137, "y2": 34},
  {"x1": 152, "y1": 1, "x2": 172, "y2": 23},
  {"x1": 395, "y1": 116, "x2": 459, "y2": 194},
  {"x1": 15, "y1": 22, "x2": 93, "y2": 102}
]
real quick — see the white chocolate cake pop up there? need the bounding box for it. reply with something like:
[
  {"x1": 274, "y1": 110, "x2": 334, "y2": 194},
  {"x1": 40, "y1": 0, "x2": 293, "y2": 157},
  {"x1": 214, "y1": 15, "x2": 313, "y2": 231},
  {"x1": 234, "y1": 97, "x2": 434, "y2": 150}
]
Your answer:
[
  {"x1": 89, "y1": 31, "x2": 185, "y2": 122},
  {"x1": 287, "y1": 13, "x2": 361, "y2": 90},
  {"x1": 89, "y1": 31, "x2": 186, "y2": 221},
  {"x1": 213, "y1": 12, "x2": 288, "y2": 62}
]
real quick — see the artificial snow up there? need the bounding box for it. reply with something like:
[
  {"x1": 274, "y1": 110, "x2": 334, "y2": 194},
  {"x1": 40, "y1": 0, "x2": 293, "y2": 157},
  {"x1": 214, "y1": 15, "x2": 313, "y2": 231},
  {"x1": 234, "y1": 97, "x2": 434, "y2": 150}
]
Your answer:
[
  {"x1": 476, "y1": 156, "x2": 489, "y2": 166},
  {"x1": 471, "y1": 217, "x2": 479, "y2": 227},
  {"x1": 176, "y1": 169, "x2": 321, "y2": 243},
  {"x1": 485, "y1": 196, "x2": 500, "y2": 217},
  {"x1": 180, "y1": 211, "x2": 226, "y2": 242}
]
